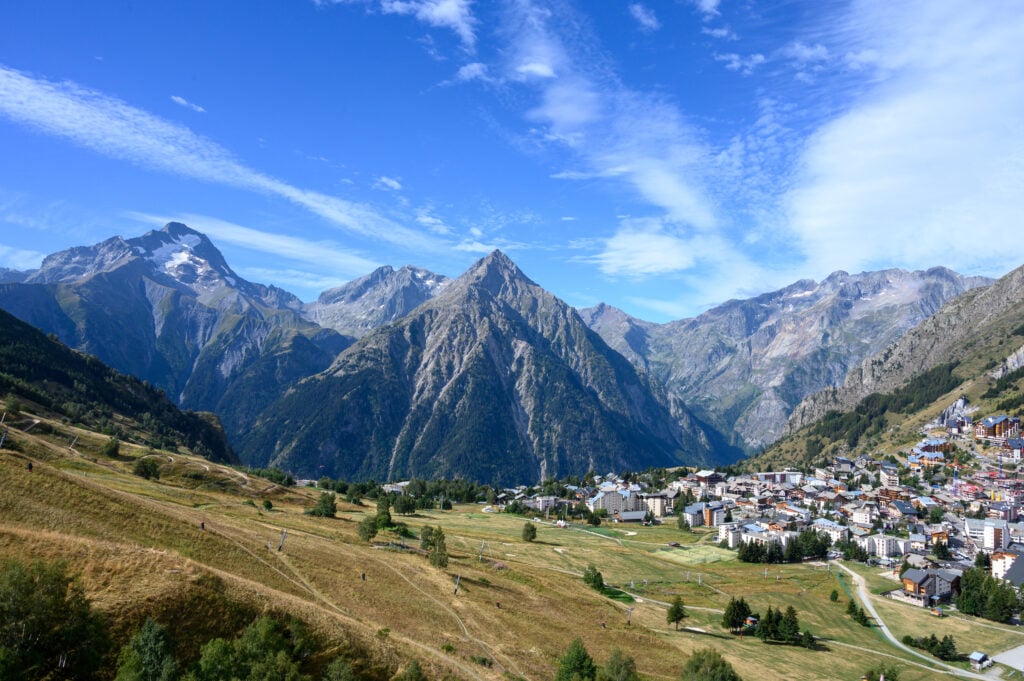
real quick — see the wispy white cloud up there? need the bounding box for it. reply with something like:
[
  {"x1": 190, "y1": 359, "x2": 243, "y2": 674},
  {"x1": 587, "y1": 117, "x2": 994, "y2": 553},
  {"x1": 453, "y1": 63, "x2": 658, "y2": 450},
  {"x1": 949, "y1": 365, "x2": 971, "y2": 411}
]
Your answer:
[
  {"x1": 170, "y1": 95, "x2": 205, "y2": 113},
  {"x1": 127, "y1": 212, "x2": 379, "y2": 278},
  {"x1": 454, "y1": 62, "x2": 490, "y2": 82},
  {"x1": 415, "y1": 207, "x2": 452, "y2": 234},
  {"x1": 380, "y1": 0, "x2": 476, "y2": 51},
  {"x1": 714, "y1": 52, "x2": 766, "y2": 75},
  {"x1": 501, "y1": 2, "x2": 715, "y2": 230},
  {"x1": 516, "y1": 62, "x2": 557, "y2": 79},
  {"x1": 234, "y1": 266, "x2": 351, "y2": 294},
  {"x1": 784, "y1": 0, "x2": 1024, "y2": 279},
  {"x1": 585, "y1": 220, "x2": 696, "y2": 277},
  {"x1": 374, "y1": 175, "x2": 403, "y2": 191},
  {"x1": 690, "y1": 0, "x2": 720, "y2": 19},
  {"x1": 0, "y1": 65, "x2": 438, "y2": 252},
  {"x1": 0, "y1": 243, "x2": 45, "y2": 271},
  {"x1": 628, "y1": 4, "x2": 660, "y2": 32},
  {"x1": 701, "y1": 25, "x2": 736, "y2": 40},
  {"x1": 781, "y1": 41, "x2": 829, "y2": 64},
  {"x1": 452, "y1": 234, "x2": 532, "y2": 254}
]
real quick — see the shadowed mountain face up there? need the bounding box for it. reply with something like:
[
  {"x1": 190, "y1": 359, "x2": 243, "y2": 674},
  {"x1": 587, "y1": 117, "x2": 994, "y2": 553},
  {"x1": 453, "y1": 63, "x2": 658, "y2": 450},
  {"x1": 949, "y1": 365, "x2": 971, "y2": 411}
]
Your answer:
[
  {"x1": 0, "y1": 222, "x2": 350, "y2": 441},
  {"x1": 239, "y1": 251, "x2": 725, "y2": 485},
  {"x1": 581, "y1": 267, "x2": 990, "y2": 454},
  {"x1": 0, "y1": 306, "x2": 237, "y2": 464}
]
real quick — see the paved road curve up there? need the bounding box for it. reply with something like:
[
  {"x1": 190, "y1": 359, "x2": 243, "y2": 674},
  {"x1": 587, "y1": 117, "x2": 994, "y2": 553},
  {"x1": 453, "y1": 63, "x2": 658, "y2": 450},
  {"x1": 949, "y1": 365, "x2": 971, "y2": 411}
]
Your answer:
[{"x1": 831, "y1": 561, "x2": 989, "y2": 680}]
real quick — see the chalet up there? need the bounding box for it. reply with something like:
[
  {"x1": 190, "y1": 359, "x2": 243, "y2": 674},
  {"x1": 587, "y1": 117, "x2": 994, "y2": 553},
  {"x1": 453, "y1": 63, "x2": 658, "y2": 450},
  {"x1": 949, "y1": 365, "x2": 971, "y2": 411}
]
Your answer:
[
  {"x1": 918, "y1": 437, "x2": 952, "y2": 454},
  {"x1": 834, "y1": 456, "x2": 855, "y2": 476},
  {"x1": 946, "y1": 416, "x2": 972, "y2": 436},
  {"x1": 975, "y1": 415, "x2": 1021, "y2": 444},
  {"x1": 888, "y1": 500, "x2": 919, "y2": 520},
  {"x1": 695, "y1": 469, "x2": 724, "y2": 485},
  {"x1": 908, "y1": 533, "x2": 928, "y2": 552},
  {"x1": 613, "y1": 510, "x2": 648, "y2": 523},
  {"x1": 900, "y1": 567, "x2": 961, "y2": 606},
  {"x1": 1002, "y1": 556, "x2": 1024, "y2": 588}
]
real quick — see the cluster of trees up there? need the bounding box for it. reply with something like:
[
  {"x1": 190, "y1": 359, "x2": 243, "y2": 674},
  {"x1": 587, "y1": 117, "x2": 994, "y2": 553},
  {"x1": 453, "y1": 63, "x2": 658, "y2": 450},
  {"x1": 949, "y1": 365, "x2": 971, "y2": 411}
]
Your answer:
[
  {"x1": 555, "y1": 638, "x2": 741, "y2": 681},
  {"x1": 956, "y1": 566, "x2": 1021, "y2": 623},
  {"x1": 0, "y1": 558, "x2": 426, "y2": 681},
  {"x1": 0, "y1": 559, "x2": 109, "y2": 680},
  {"x1": 901, "y1": 633, "x2": 959, "y2": 661},
  {"x1": 833, "y1": 539, "x2": 869, "y2": 562},
  {"x1": 419, "y1": 526, "x2": 449, "y2": 568},
  {"x1": 356, "y1": 498, "x2": 407, "y2": 543},
  {"x1": 721, "y1": 597, "x2": 751, "y2": 633},
  {"x1": 582, "y1": 564, "x2": 604, "y2": 592},
  {"x1": 243, "y1": 467, "x2": 296, "y2": 487},
  {"x1": 754, "y1": 606, "x2": 815, "y2": 649},
  {"x1": 846, "y1": 599, "x2": 871, "y2": 626},
  {"x1": 307, "y1": 492, "x2": 338, "y2": 518},
  {"x1": 736, "y1": 530, "x2": 830, "y2": 564}
]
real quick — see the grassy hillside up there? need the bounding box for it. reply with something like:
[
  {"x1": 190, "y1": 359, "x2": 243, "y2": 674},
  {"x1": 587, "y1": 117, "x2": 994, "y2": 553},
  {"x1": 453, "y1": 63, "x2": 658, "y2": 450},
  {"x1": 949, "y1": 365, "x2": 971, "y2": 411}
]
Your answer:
[{"x1": 5, "y1": 408, "x2": 1022, "y2": 679}]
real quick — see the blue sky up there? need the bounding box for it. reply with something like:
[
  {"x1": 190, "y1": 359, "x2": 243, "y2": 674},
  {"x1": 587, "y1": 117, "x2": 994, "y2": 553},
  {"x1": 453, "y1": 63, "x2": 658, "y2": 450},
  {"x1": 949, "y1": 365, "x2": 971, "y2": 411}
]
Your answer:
[{"x1": 1, "y1": 1, "x2": 1022, "y2": 322}]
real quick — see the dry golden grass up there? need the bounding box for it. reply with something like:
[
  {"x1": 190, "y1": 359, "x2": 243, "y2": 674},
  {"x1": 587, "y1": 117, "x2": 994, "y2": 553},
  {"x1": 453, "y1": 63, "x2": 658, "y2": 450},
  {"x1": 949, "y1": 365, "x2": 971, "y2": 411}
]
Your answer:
[{"x1": 0, "y1": 411, "x2": 1003, "y2": 680}]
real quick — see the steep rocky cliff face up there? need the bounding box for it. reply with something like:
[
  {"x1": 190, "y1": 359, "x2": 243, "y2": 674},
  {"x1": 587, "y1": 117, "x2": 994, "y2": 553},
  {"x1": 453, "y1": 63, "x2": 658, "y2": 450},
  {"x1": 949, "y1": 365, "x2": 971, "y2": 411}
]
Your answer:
[
  {"x1": 0, "y1": 222, "x2": 350, "y2": 438},
  {"x1": 302, "y1": 265, "x2": 448, "y2": 338},
  {"x1": 583, "y1": 268, "x2": 990, "y2": 452},
  {"x1": 240, "y1": 251, "x2": 720, "y2": 484},
  {"x1": 788, "y1": 263, "x2": 1024, "y2": 431}
]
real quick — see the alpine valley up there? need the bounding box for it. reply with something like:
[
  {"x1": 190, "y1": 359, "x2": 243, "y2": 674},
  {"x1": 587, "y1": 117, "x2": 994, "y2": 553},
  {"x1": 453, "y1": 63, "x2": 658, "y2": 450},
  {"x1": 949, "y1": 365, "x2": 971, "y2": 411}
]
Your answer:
[{"x1": 0, "y1": 222, "x2": 997, "y2": 484}]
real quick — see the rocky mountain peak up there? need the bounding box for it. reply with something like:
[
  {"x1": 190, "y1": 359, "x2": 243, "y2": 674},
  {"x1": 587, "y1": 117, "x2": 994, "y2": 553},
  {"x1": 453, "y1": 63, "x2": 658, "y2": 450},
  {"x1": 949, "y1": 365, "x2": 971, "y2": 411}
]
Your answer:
[
  {"x1": 127, "y1": 222, "x2": 240, "y2": 291},
  {"x1": 458, "y1": 250, "x2": 535, "y2": 299},
  {"x1": 27, "y1": 236, "x2": 135, "y2": 284},
  {"x1": 303, "y1": 263, "x2": 449, "y2": 338}
]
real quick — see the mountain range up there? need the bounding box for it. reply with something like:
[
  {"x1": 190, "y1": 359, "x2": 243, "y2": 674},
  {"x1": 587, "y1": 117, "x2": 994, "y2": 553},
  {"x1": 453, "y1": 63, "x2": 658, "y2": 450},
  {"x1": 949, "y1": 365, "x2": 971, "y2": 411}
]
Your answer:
[{"x1": 0, "y1": 222, "x2": 1004, "y2": 483}]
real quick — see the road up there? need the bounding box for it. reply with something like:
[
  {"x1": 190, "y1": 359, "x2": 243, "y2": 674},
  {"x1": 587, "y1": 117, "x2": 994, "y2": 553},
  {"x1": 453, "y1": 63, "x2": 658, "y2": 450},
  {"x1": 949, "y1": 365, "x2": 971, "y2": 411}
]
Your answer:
[{"x1": 831, "y1": 561, "x2": 990, "y2": 680}]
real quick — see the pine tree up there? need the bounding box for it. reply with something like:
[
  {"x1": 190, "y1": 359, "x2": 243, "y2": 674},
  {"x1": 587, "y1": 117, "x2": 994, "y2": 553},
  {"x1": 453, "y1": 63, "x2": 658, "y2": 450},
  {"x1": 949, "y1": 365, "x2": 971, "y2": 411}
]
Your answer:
[
  {"x1": 522, "y1": 522, "x2": 537, "y2": 542},
  {"x1": 779, "y1": 606, "x2": 800, "y2": 644},
  {"x1": 555, "y1": 638, "x2": 596, "y2": 681},
  {"x1": 667, "y1": 595, "x2": 687, "y2": 630}
]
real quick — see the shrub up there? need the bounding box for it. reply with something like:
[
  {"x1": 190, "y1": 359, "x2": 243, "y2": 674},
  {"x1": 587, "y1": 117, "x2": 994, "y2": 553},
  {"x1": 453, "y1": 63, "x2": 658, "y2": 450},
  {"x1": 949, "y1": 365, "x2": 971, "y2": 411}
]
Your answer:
[{"x1": 134, "y1": 457, "x2": 161, "y2": 480}]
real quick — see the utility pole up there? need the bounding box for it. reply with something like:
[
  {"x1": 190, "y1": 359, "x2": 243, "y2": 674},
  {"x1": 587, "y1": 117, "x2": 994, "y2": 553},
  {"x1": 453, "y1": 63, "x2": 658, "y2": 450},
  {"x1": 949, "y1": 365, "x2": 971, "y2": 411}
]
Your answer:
[{"x1": 278, "y1": 529, "x2": 287, "y2": 552}]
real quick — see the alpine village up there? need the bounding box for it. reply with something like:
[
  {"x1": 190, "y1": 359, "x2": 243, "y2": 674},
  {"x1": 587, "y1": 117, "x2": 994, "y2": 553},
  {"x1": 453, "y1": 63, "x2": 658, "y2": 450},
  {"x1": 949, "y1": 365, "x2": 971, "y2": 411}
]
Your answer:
[{"x1": 2, "y1": 223, "x2": 1024, "y2": 681}]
